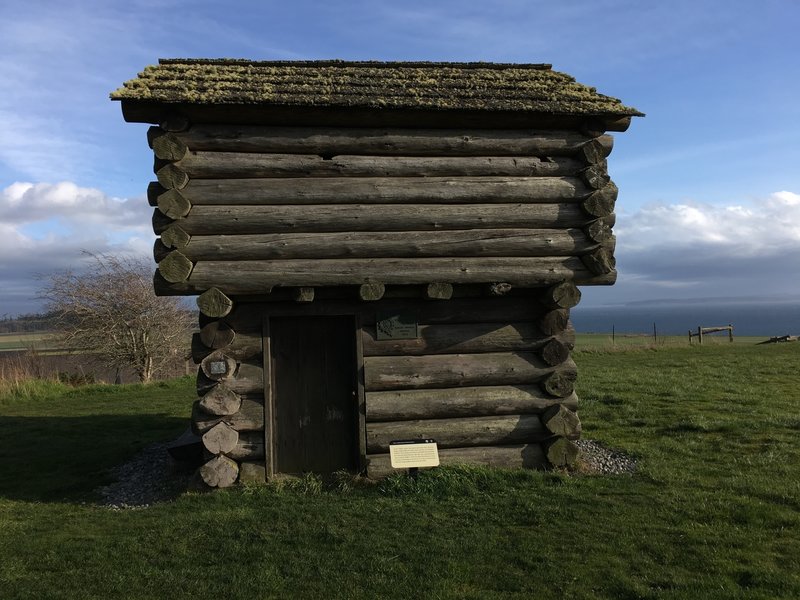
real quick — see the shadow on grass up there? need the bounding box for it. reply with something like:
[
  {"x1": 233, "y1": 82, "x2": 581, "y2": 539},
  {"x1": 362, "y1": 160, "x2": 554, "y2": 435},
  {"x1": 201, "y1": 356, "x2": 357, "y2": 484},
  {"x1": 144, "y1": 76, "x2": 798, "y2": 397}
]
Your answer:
[{"x1": 0, "y1": 414, "x2": 186, "y2": 503}]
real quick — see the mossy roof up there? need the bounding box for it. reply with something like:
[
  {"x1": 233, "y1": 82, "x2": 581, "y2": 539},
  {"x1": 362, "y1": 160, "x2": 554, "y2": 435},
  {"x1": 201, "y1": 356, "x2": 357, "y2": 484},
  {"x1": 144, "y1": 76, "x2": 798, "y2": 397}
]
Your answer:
[{"x1": 111, "y1": 59, "x2": 642, "y2": 116}]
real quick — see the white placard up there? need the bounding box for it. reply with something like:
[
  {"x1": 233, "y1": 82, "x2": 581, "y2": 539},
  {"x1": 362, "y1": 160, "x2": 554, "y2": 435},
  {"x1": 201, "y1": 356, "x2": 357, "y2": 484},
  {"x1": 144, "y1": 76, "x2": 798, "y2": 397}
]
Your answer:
[{"x1": 389, "y1": 439, "x2": 440, "y2": 469}]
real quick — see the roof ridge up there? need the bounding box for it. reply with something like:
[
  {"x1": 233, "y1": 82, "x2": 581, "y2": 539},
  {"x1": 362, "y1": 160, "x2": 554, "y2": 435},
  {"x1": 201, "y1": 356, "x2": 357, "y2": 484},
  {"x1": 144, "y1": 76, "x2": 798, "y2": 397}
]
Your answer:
[{"x1": 156, "y1": 58, "x2": 554, "y2": 71}]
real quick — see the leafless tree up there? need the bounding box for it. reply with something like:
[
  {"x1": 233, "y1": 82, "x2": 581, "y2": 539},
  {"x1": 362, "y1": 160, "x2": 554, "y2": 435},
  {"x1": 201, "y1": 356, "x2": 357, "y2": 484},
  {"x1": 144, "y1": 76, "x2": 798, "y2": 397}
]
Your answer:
[{"x1": 41, "y1": 253, "x2": 192, "y2": 383}]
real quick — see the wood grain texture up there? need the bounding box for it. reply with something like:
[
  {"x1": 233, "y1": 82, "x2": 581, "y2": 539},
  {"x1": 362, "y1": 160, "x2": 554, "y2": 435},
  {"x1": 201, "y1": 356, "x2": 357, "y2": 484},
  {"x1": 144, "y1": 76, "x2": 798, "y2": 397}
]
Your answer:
[
  {"x1": 182, "y1": 257, "x2": 615, "y2": 293},
  {"x1": 170, "y1": 152, "x2": 586, "y2": 179},
  {"x1": 366, "y1": 414, "x2": 548, "y2": 453},
  {"x1": 364, "y1": 353, "x2": 577, "y2": 391},
  {"x1": 157, "y1": 229, "x2": 601, "y2": 261},
  {"x1": 177, "y1": 176, "x2": 590, "y2": 205},
  {"x1": 152, "y1": 203, "x2": 591, "y2": 235},
  {"x1": 366, "y1": 443, "x2": 548, "y2": 478},
  {"x1": 191, "y1": 397, "x2": 265, "y2": 434},
  {"x1": 170, "y1": 125, "x2": 599, "y2": 156},
  {"x1": 365, "y1": 386, "x2": 578, "y2": 421}
]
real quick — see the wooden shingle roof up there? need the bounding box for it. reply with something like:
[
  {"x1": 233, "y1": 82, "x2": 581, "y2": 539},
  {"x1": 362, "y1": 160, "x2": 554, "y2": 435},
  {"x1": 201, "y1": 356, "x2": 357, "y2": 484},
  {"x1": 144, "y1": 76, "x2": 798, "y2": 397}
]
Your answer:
[{"x1": 111, "y1": 59, "x2": 642, "y2": 117}]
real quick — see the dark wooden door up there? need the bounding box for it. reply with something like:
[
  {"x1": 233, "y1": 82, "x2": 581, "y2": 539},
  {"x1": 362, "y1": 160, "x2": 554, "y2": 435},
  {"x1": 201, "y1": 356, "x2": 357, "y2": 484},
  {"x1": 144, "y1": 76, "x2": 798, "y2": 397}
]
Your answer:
[{"x1": 269, "y1": 316, "x2": 358, "y2": 474}]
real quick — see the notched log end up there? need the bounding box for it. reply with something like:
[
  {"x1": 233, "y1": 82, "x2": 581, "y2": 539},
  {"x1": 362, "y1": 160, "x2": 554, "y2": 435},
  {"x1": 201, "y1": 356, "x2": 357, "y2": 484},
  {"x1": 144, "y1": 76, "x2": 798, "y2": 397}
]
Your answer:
[
  {"x1": 157, "y1": 251, "x2": 194, "y2": 283},
  {"x1": 156, "y1": 188, "x2": 192, "y2": 219},
  {"x1": 197, "y1": 287, "x2": 234, "y2": 318},
  {"x1": 359, "y1": 283, "x2": 386, "y2": 301},
  {"x1": 545, "y1": 437, "x2": 580, "y2": 468},
  {"x1": 426, "y1": 282, "x2": 453, "y2": 300},
  {"x1": 581, "y1": 248, "x2": 616, "y2": 275},
  {"x1": 542, "y1": 405, "x2": 582, "y2": 438},
  {"x1": 152, "y1": 131, "x2": 189, "y2": 161}
]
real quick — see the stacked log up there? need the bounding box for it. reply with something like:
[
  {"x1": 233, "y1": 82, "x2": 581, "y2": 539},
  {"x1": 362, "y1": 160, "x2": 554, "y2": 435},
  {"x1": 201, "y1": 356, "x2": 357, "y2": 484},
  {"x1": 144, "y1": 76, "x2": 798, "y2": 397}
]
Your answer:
[
  {"x1": 148, "y1": 125, "x2": 618, "y2": 296},
  {"x1": 191, "y1": 295, "x2": 266, "y2": 488},
  {"x1": 360, "y1": 289, "x2": 582, "y2": 478}
]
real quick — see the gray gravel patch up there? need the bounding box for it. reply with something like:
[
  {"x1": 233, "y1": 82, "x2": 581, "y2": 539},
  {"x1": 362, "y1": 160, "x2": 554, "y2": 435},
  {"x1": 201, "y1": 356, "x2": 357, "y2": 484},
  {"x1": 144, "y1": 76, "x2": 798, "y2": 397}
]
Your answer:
[
  {"x1": 575, "y1": 439, "x2": 638, "y2": 475},
  {"x1": 96, "y1": 443, "x2": 194, "y2": 510}
]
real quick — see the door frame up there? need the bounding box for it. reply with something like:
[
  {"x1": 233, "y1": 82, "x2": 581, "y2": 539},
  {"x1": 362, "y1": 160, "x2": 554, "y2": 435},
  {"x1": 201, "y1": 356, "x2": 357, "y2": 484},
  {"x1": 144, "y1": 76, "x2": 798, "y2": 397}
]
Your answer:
[{"x1": 262, "y1": 310, "x2": 366, "y2": 478}]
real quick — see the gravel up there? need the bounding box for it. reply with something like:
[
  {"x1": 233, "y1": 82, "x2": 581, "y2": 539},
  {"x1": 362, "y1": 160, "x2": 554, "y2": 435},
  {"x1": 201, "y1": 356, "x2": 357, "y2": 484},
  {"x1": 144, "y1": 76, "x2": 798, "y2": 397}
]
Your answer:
[
  {"x1": 96, "y1": 443, "x2": 194, "y2": 510},
  {"x1": 96, "y1": 438, "x2": 637, "y2": 509},
  {"x1": 574, "y1": 439, "x2": 638, "y2": 475}
]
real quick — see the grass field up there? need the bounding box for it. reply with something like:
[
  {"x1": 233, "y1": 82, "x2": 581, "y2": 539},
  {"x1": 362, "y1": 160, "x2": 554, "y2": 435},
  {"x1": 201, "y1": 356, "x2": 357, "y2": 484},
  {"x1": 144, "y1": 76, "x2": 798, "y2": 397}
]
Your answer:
[{"x1": 0, "y1": 343, "x2": 798, "y2": 599}]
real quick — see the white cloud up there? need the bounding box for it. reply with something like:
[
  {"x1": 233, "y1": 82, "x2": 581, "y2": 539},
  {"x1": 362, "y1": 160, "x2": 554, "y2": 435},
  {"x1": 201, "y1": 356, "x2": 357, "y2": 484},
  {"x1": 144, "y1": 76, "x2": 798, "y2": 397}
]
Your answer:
[
  {"x1": 0, "y1": 181, "x2": 150, "y2": 229},
  {"x1": 600, "y1": 191, "x2": 800, "y2": 303},
  {"x1": 0, "y1": 181, "x2": 152, "y2": 315}
]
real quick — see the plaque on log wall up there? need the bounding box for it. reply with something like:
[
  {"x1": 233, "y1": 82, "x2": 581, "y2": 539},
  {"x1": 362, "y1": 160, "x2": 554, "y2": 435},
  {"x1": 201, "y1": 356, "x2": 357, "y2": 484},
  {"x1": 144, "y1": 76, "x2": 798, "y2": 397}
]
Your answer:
[{"x1": 376, "y1": 311, "x2": 419, "y2": 340}]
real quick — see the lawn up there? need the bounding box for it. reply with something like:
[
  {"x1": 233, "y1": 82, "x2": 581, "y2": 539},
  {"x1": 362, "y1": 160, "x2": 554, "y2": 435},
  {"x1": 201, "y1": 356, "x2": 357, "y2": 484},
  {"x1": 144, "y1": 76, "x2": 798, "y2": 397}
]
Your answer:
[{"x1": 0, "y1": 344, "x2": 798, "y2": 599}]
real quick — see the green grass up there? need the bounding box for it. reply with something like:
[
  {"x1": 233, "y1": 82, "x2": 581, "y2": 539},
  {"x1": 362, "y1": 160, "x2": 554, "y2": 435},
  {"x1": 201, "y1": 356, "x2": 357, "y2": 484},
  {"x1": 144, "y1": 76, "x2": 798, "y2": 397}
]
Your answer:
[{"x1": 1, "y1": 345, "x2": 799, "y2": 599}]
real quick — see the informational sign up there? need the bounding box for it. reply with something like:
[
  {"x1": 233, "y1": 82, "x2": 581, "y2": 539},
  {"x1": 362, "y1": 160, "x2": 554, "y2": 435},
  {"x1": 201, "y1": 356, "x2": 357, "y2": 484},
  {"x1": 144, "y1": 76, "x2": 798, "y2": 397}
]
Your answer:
[
  {"x1": 389, "y1": 439, "x2": 440, "y2": 469},
  {"x1": 376, "y1": 311, "x2": 419, "y2": 341}
]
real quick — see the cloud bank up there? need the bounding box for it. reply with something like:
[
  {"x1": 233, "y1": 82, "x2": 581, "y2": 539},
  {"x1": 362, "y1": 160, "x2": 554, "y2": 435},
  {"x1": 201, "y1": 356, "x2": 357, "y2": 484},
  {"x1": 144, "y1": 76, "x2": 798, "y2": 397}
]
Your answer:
[
  {"x1": 0, "y1": 181, "x2": 152, "y2": 316},
  {"x1": 594, "y1": 191, "x2": 800, "y2": 304}
]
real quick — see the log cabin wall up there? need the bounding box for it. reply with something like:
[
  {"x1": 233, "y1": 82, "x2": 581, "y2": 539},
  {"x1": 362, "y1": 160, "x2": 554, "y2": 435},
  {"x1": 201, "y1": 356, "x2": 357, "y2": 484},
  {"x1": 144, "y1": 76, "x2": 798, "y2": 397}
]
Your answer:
[
  {"x1": 113, "y1": 59, "x2": 641, "y2": 487},
  {"x1": 189, "y1": 291, "x2": 582, "y2": 484},
  {"x1": 148, "y1": 124, "x2": 619, "y2": 294}
]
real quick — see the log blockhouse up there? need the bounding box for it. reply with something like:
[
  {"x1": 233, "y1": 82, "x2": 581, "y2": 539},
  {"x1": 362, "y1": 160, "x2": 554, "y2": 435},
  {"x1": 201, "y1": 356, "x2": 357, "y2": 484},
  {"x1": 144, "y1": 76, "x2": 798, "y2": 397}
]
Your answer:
[{"x1": 113, "y1": 59, "x2": 641, "y2": 487}]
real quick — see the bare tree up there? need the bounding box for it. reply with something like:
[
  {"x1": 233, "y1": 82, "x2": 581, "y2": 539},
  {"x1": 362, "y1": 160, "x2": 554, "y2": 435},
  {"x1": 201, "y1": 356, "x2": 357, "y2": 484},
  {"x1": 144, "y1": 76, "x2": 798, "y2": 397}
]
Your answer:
[{"x1": 41, "y1": 253, "x2": 192, "y2": 383}]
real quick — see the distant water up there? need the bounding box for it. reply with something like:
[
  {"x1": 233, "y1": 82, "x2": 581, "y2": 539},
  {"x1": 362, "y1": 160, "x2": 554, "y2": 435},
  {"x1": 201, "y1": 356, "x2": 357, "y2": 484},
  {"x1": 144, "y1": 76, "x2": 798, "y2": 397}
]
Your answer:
[{"x1": 571, "y1": 300, "x2": 800, "y2": 337}]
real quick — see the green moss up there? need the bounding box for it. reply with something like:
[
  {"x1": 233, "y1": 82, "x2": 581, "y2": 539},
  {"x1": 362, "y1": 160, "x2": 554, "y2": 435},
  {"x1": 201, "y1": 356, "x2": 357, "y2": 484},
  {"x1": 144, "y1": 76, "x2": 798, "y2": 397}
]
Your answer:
[{"x1": 110, "y1": 59, "x2": 642, "y2": 116}]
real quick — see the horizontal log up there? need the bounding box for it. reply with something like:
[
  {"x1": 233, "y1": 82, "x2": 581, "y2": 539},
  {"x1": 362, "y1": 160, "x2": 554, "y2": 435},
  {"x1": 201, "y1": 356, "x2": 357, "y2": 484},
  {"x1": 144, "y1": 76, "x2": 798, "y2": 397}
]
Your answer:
[
  {"x1": 226, "y1": 431, "x2": 266, "y2": 460},
  {"x1": 366, "y1": 444, "x2": 548, "y2": 478},
  {"x1": 366, "y1": 414, "x2": 549, "y2": 453},
  {"x1": 192, "y1": 330, "x2": 262, "y2": 363},
  {"x1": 170, "y1": 126, "x2": 602, "y2": 156},
  {"x1": 199, "y1": 455, "x2": 239, "y2": 488},
  {"x1": 364, "y1": 353, "x2": 577, "y2": 391},
  {"x1": 197, "y1": 361, "x2": 264, "y2": 396},
  {"x1": 174, "y1": 176, "x2": 590, "y2": 205},
  {"x1": 181, "y1": 257, "x2": 616, "y2": 294},
  {"x1": 154, "y1": 229, "x2": 602, "y2": 262},
  {"x1": 362, "y1": 321, "x2": 574, "y2": 356},
  {"x1": 168, "y1": 152, "x2": 587, "y2": 179},
  {"x1": 365, "y1": 386, "x2": 578, "y2": 421},
  {"x1": 153, "y1": 203, "x2": 592, "y2": 236},
  {"x1": 191, "y1": 398, "x2": 265, "y2": 434}
]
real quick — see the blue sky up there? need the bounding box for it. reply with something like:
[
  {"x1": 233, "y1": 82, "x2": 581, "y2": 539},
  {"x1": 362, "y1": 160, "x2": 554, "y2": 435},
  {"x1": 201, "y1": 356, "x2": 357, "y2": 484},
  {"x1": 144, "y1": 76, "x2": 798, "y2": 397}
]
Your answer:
[{"x1": 1, "y1": 0, "x2": 798, "y2": 315}]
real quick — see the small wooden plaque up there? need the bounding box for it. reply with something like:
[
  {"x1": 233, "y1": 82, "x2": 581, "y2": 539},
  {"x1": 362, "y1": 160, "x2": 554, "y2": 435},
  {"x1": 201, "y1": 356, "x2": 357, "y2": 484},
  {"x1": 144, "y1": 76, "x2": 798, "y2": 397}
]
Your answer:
[
  {"x1": 376, "y1": 311, "x2": 418, "y2": 341},
  {"x1": 389, "y1": 439, "x2": 440, "y2": 469}
]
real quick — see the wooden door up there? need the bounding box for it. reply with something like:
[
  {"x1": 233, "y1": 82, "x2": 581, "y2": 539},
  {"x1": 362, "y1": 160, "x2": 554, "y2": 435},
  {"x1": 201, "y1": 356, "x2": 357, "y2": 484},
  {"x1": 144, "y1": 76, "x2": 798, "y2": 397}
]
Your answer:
[{"x1": 268, "y1": 316, "x2": 359, "y2": 474}]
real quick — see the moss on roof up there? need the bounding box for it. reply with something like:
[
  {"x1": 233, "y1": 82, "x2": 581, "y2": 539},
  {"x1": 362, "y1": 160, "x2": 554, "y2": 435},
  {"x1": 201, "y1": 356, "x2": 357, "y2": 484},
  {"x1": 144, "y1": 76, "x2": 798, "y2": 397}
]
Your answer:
[{"x1": 111, "y1": 59, "x2": 642, "y2": 116}]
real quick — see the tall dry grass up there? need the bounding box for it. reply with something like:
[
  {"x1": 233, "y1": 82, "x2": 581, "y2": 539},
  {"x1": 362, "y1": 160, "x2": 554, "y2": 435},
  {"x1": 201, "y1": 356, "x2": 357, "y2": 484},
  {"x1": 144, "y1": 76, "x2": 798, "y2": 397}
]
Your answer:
[{"x1": 0, "y1": 350, "x2": 68, "y2": 401}]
